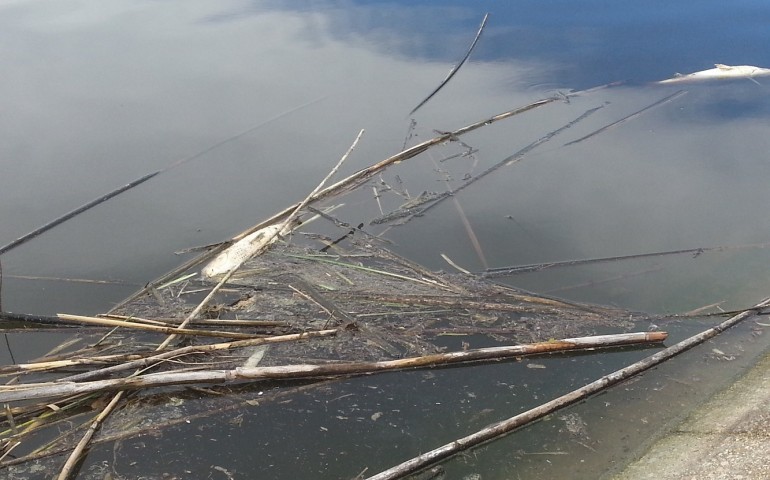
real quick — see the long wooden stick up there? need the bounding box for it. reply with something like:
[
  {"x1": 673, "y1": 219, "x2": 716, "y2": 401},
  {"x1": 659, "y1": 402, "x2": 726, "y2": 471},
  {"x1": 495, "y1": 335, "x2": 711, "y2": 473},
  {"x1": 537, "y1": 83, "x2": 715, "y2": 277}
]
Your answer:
[
  {"x1": 362, "y1": 297, "x2": 770, "y2": 480},
  {"x1": 57, "y1": 329, "x2": 338, "y2": 382},
  {"x1": 0, "y1": 329, "x2": 337, "y2": 378},
  {"x1": 56, "y1": 314, "x2": 265, "y2": 340},
  {"x1": 0, "y1": 332, "x2": 667, "y2": 403}
]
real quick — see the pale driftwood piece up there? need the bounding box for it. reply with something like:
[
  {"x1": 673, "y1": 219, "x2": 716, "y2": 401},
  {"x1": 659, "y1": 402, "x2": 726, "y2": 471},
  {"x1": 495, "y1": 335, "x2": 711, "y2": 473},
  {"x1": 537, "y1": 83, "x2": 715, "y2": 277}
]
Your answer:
[
  {"x1": 202, "y1": 129, "x2": 365, "y2": 279},
  {"x1": 56, "y1": 314, "x2": 264, "y2": 340},
  {"x1": 103, "y1": 315, "x2": 290, "y2": 328},
  {"x1": 362, "y1": 298, "x2": 770, "y2": 480},
  {"x1": 156, "y1": 129, "x2": 364, "y2": 351},
  {"x1": 0, "y1": 332, "x2": 667, "y2": 403}
]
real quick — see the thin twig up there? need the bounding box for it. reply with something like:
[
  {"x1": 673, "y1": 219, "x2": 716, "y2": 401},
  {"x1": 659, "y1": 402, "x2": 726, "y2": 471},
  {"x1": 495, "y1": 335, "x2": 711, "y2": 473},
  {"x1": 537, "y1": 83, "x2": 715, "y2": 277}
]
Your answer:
[{"x1": 56, "y1": 391, "x2": 124, "y2": 480}]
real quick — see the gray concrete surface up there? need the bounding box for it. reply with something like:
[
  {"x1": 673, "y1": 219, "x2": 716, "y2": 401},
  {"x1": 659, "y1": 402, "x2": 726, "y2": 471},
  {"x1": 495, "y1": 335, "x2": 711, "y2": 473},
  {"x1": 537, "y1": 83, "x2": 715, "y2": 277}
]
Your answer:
[{"x1": 613, "y1": 350, "x2": 770, "y2": 480}]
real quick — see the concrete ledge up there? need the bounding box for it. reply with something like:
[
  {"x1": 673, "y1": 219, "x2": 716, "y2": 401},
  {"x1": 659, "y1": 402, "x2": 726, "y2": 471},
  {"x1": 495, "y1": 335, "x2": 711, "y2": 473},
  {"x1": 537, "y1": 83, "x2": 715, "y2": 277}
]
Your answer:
[{"x1": 613, "y1": 350, "x2": 770, "y2": 479}]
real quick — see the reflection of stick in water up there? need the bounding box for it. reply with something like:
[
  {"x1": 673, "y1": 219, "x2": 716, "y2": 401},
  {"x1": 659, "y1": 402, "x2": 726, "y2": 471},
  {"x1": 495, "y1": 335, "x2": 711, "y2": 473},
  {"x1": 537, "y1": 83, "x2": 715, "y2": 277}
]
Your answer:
[
  {"x1": 0, "y1": 97, "x2": 326, "y2": 257},
  {"x1": 409, "y1": 13, "x2": 489, "y2": 116}
]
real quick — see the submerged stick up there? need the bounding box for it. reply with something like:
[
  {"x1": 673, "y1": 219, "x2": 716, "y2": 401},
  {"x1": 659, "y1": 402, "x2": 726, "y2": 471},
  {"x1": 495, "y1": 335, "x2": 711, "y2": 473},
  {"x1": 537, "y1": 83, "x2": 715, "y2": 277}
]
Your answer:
[
  {"x1": 409, "y1": 13, "x2": 489, "y2": 116},
  {"x1": 0, "y1": 98, "x2": 326, "y2": 258},
  {"x1": 362, "y1": 297, "x2": 770, "y2": 480},
  {"x1": 563, "y1": 89, "x2": 687, "y2": 146},
  {"x1": 0, "y1": 332, "x2": 667, "y2": 403},
  {"x1": 0, "y1": 172, "x2": 159, "y2": 257},
  {"x1": 483, "y1": 240, "x2": 770, "y2": 277},
  {"x1": 0, "y1": 99, "x2": 321, "y2": 255}
]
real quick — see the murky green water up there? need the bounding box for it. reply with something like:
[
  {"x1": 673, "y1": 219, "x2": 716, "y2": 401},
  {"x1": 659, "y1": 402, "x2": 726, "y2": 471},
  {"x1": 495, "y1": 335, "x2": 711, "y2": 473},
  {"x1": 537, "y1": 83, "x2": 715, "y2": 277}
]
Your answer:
[{"x1": 2, "y1": 1, "x2": 770, "y2": 478}]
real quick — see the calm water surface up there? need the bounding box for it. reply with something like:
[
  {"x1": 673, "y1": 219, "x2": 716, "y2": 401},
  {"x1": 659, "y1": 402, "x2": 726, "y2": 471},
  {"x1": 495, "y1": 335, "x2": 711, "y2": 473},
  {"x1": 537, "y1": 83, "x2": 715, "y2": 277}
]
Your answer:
[{"x1": 2, "y1": 1, "x2": 770, "y2": 478}]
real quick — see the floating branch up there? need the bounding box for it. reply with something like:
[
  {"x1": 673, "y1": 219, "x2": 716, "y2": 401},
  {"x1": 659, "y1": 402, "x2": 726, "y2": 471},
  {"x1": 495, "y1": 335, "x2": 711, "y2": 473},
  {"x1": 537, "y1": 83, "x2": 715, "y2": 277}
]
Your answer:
[
  {"x1": 362, "y1": 297, "x2": 770, "y2": 480},
  {"x1": 0, "y1": 332, "x2": 667, "y2": 403},
  {"x1": 409, "y1": 13, "x2": 489, "y2": 116}
]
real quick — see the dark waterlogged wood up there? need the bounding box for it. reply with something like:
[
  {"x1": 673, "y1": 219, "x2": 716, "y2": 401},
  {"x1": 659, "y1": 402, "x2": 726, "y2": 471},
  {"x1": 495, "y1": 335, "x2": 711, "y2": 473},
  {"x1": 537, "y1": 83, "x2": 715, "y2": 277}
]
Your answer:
[
  {"x1": 0, "y1": 332, "x2": 667, "y2": 403},
  {"x1": 362, "y1": 297, "x2": 770, "y2": 480}
]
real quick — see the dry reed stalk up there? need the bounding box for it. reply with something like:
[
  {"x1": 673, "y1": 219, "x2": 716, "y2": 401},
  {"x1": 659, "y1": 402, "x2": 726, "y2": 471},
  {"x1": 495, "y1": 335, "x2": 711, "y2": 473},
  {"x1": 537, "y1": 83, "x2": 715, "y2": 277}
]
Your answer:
[
  {"x1": 55, "y1": 314, "x2": 265, "y2": 340},
  {"x1": 0, "y1": 98, "x2": 324, "y2": 259},
  {"x1": 58, "y1": 329, "x2": 338, "y2": 382},
  {"x1": 56, "y1": 391, "x2": 124, "y2": 480},
  {"x1": 362, "y1": 297, "x2": 770, "y2": 480},
  {"x1": 103, "y1": 314, "x2": 289, "y2": 328},
  {"x1": 0, "y1": 332, "x2": 667, "y2": 403},
  {"x1": 0, "y1": 353, "x2": 151, "y2": 375}
]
